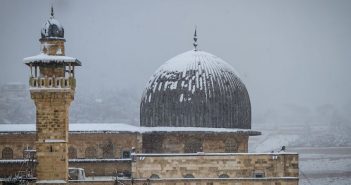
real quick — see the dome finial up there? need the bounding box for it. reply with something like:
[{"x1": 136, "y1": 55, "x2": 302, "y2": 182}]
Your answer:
[
  {"x1": 193, "y1": 26, "x2": 198, "y2": 51},
  {"x1": 51, "y1": 5, "x2": 54, "y2": 18}
]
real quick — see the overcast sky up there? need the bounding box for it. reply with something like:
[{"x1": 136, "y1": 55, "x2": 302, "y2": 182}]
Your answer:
[{"x1": 1, "y1": 0, "x2": 350, "y2": 122}]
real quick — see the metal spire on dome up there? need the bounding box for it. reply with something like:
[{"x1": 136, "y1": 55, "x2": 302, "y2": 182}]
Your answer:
[
  {"x1": 50, "y1": 5, "x2": 54, "y2": 18},
  {"x1": 193, "y1": 26, "x2": 198, "y2": 51}
]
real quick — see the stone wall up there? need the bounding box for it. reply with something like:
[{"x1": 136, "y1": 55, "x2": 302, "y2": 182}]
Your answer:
[
  {"x1": 0, "y1": 132, "x2": 296, "y2": 185},
  {"x1": 117, "y1": 178, "x2": 298, "y2": 185},
  {"x1": 69, "y1": 133, "x2": 140, "y2": 159},
  {"x1": 142, "y1": 132, "x2": 248, "y2": 153},
  {"x1": 132, "y1": 153, "x2": 299, "y2": 179},
  {"x1": 0, "y1": 132, "x2": 249, "y2": 160},
  {"x1": 0, "y1": 161, "x2": 30, "y2": 178},
  {"x1": 0, "y1": 160, "x2": 131, "y2": 178},
  {"x1": 70, "y1": 160, "x2": 131, "y2": 177},
  {"x1": 31, "y1": 91, "x2": 74, "y2": 181},
  {"x1": 39, "y1": 67, "x2": 65, "y2": 78},
  {"x1": 0, "y1": 132, "x2": 138, "y2": 178},
  {"x1": 0, "y1": 132, "x2": 139, "y2": 160},
  {"x1": 1, "y1": 179, "x2": 298, "y2": 185},
  {"x1": 0, "y1": 133, "x2": 35, "y2": 159},
  {"x1": 40, "y1": 40, "x2": 65, "y2": 56}
]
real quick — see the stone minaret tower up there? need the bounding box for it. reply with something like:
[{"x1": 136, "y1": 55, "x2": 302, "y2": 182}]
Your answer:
[{"x1": 24, "y1": 7, "x2": 81, "y2": 183}]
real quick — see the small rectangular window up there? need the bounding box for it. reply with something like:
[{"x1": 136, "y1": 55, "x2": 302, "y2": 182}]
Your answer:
[
  {"x1": 122, "y1": 151, "x2": 131, "y2": 158},
  {"x1": 254, "y1": 172, "x2": 264, "y2": 178}
]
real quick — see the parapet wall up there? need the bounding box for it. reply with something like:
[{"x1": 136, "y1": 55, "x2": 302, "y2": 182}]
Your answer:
[
  {"x1": 117, "y1": 178, "x2": 299, "y2": 185},
  {"x1": 132, "y1": 153, "x2": 299, "y2": 179},
  {"x1": 1, "y1": 178, "x2": 298, "y2": 185}
]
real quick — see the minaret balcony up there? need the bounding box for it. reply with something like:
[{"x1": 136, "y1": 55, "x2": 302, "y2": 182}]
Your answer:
[{"x1": 29, "y1": 76, "x2": 76, "y2": 91}]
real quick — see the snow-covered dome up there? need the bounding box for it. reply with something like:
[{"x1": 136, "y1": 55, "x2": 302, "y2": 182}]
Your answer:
[
  {"x1": 140, "y1": 50, "x2": 251, "y2": 129},
  {"x1": 41, "y1": 17, "x2": 64, "y2": 39},
  {"x1": 40, "y1": 8, "x2": 64, "y2": 39}
]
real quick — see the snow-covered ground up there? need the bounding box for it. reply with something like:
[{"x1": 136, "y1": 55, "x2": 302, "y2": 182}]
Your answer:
[
  {"x1": 249, "y1": 123, "x2": 351, "y2": 185},
  {"x1": 297, "y1": 147, "x2": 351, "y2": 185}
]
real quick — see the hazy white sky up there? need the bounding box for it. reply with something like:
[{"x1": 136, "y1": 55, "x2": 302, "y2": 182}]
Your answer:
[{"x1": 1, "y1": 0, "x2": 350, "y2": 120}]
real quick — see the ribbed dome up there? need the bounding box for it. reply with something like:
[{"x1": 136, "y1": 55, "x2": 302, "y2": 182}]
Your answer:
[
  {"x1": 41, "y1": 17, "x2": 64, "y2": 39},
  {"x1": 140, "y1": 50, "x2": 251, "y2": 129}
]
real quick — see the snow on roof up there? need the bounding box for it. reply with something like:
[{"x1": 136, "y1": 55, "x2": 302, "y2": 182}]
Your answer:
[
  {"x1": 69, "y1": 158, "x2": 131, "y2": 163},
  {"x1": 23, "y1": 53, "x2": 81, "y2": 66},
  {"x1": 157, "y1": 50, "x2": 240, "y2": 76},
  {"x1": 128, "y1": 177, "x2": 299, "y2": 181},
  {"x1": 37, "y1": 180, "x2": 66, "y2": 184},
  {"x1": 132, "y1": 152, "x2": 298, "y2": 157},
  {"x1": 40, "y1": 17, "x2": 64, "y2": 39},
  {"x1": 0, "y1": 123, "x2": 261, "y2": 135},
  {"x1": 45, "y1": 139, "x2": 65, "y2": 143},
  {"x1": 144, "y1": 50, "x2": 243, "y2": 95},
  {"x1": 0, "y1": 158, "x2": 131, "y2": 164},
  {"x1": 0, "y1": 159, "x2": 32, "y2": 164}
]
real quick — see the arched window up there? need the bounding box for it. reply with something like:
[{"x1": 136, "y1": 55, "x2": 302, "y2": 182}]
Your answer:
[
  {"x1": 2, "y1": 147, "x2": 13, "y2": 159},
  {"x1": 149, "y1": 174, "x2": 160, "y2": 179},
  {"x1": 69, "y1": 146, "x2": 77, "y2": 159},
  {"x1": 183, "y1": 174, "x2": 195, "y2": 178},
  {"x1": 225, "y1": 138, "x2": 238, "y2": 153},
  {"x1": 184, "y1": 139, "x2": 202, "y2": 153},
  {"x1": 85, "y1": 147, "x2": 97, "y2": 158},
  {"x1": 219, "y1": 174, "x2": 229, "y2": 178},
  {"x1": 102, "y1": 141, "x2": 114, "y2": 159}
]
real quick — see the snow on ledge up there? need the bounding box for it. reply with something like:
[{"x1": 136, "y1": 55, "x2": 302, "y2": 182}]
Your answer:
[
  {"x1": 45, "y1": 139, "x2": 65, "y2": 143},
  {"x1": 70, "y1": 158, "x2": 131, "y2": 163},
  {"x1": 132, "y1": 152, "x2": 298, "y2": 157},
  {"x1": 0, "y1": 123, "x2": 261, "y2": 135},
  {"x1": 0, "y1": 159, "x2": 131, "y2": 164},
  {"x1": 29, "y1": 87, "x2": 72, "y2": 92},
  {"x1": 129, "y1": 177, "x2": 299, "y2": 181},
  {"x1": 24, "y1": 53, "x2": 77, "y2": 63},
  {"x1": 0, "y1": 159, "x2": 33, "y2": 164},
  {"x1": 36, "y1": 180, "x2": 66, "y2": 184},
  {"x1": 69, "y1": 176, "x2": 299, "y2": 182}
]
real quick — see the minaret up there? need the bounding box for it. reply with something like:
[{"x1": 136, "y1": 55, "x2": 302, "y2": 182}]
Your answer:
[{"x1": 24, "y1": 7, "x2": 81, "y2": 183}]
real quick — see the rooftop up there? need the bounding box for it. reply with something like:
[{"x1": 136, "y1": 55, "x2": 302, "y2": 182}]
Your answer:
[
  {"x1": 24, "y1": 53, "x2": 81, "y2": 66},
  {"x1": 0, "y1": 123, "x2": 261, "y2": 135}
]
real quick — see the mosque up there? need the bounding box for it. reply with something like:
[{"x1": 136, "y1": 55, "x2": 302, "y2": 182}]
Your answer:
[{"x1": 0, "y1": 8, "x2": 299, "y2": 185}]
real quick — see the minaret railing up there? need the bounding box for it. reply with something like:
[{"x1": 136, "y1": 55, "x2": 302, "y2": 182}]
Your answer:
[{"x1": 29, "y1": 76, "x2": 75, "y2": 89}]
